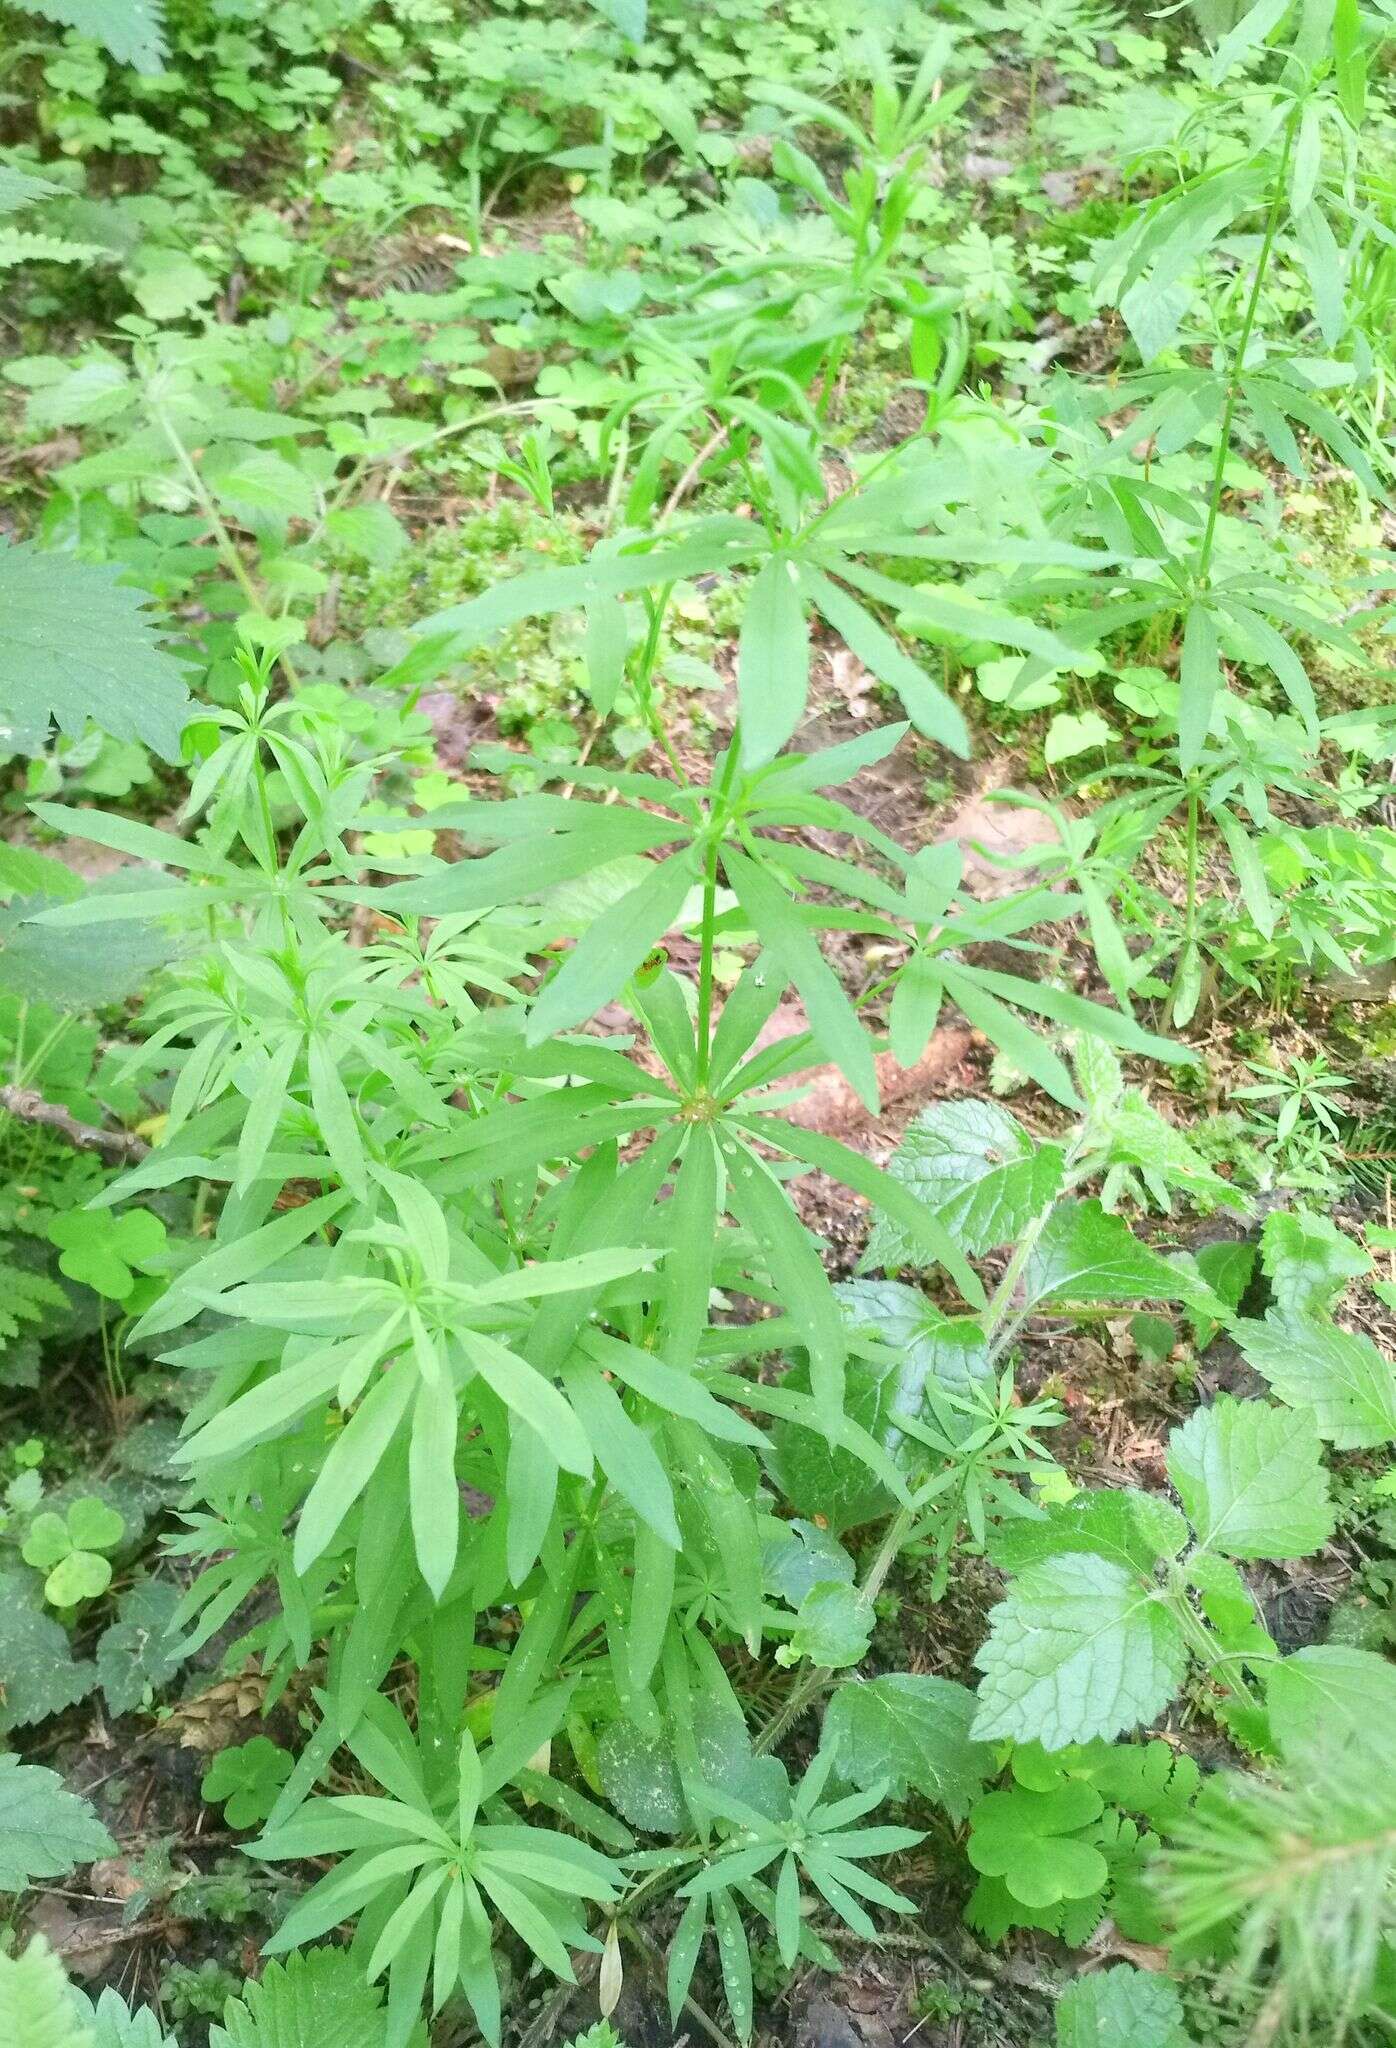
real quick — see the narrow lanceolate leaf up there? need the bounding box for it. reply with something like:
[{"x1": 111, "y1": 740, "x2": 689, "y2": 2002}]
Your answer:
[
  {"x1": 1166, "y1": 1396, "x2": 1335, "y2": 1560},
  {"x1": 710, "y1": 1886, "x2": 755, "y2": 2044},
  {"x1": 1178, "y1": 602, "x2": 1219, "y2": 773},
  {"x1": 726, "y1": 1140, "x2": 845, "y2": 1416},
  {"x1": 0, "y1": 540, "x2": 190, "y2": 757},
  {"x1": 409, "y1": 1370, "x2": 461, "y2": 1599},
  {"x1": 559, "y1": 1357, "x2": 680, "y2": 1547},
  {"x1": 295, "y1": 1367, "x2": 415, "y2": 1574},
  {"x1": 724, "y1": 845, "x2": 877, "y2": 1110},
  {"x1": 768, "y1": 1120, "x2": 986, "y2": 1307},
  {"x1": 972, "y1": 1550, "x2": 1189, "y2": 1749},
  {"x1": 739, "y1": 554, "x2": 809, "y2": 768},
  {"x1": 659, "y1": 1128, "x2": 719, "y2": 1370},
  {"x1": 527, "y1": 848, "x2": 698, "y2": 1042},
  {"x1": 801, "y1": 567, "x2": 969, "y2": 758}
]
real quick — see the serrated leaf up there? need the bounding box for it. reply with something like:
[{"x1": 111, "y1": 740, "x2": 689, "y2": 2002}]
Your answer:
[
  {"x1": 0, "y1": 1938, "x2": 91, "y2": 2048},
  {"x1": 1259, "y1": 1209, "x2": 1368, "y2": 1320},
  {"x1": 1264, "y1": 1645, "x2": 1396, "y2": 1770},
  {"x1": 768, "y1": 1282, "x2": 990, "y2": 1532},
  {"x1": 0, "y1": 1755, "x2": 115, "y2": 1892},
  {"x1": 0, "y1": 542, "x2": 189, "y2": 757},
  {"x1": 862, "y1": 1101, "x2": 1063, "y2": 1269},
  {"x1": 1, "y1": 875, "x2": 185, "y2": 1009},
  {"x1": 820, "y1": 1674, "x2": 989, "y2": 1817},
  {"x1": 784, "y1": 1580, "x2": 873, "y2": 1668},
  {"x1": 989, "y1": 1488, "x2": 1188, "y2": 1578},
  {"x1": 1166, "y1": 1396, "x2": 1334, "y2": 1560},
  {"x1": 1055, "y1": 1963, "x2": 1186, "y2": 2048},
  {"x1": 972, "y1": 1551, "x2": 1188, "y2": 1750},
  {"x1": 208, "y1": 1949, "x2": 407, "y2": 2048},
  {"x1": 16, "y1": 0, "x2": 166, "y2": 70},
  {"x1": 596, "y1": 1722, "x2": 686, "y2": 1835},
  {"x1": 0, "y1": 1567, "x2": 98, "y2": 1730},
  {"x1": 1024, "y1": 1200, "x2": 1219, "y2": 1313},
  {"x1": 1236, "y1": 1314, "x2": 1396, "y2": 1449},
  {"x1": 208, "y1": 451, "x2": 318, "y2": 524},
  {"x1": 324, "y1": 502, "x2": 408, "y2": 568},
  {"x1": 79, "y1": 1986, "x2": 178, "y2": 2048},
  {"x1": 96, "y1": 1579, "x2": 187, "y2": 1714}
]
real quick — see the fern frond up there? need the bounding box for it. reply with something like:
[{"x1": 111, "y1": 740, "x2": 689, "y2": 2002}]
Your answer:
[
  {"x1": 0, "y1": 1244, "x2": 69, "y2": 1348},
  {"x1": 0, "y1": 168, "x2": 59, "y2": 216},
  {"x1": 0, "y1": 230, "x2": 104, "y2": 268},
  {"x1": 1157, "y1": 1743, "x2": 1396, "y2": 2038}
]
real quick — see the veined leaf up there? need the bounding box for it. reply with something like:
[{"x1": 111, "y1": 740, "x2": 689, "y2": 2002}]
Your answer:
[
  {"x1": 0, "y1": 543, "x2": 190, "y2": 757},
  {"x1": 973, "y1": 1551, "x2": 1189, "y2": 1750},
  {"x1": 1166, "y1": 1396, "x2": 1334, "y2": 1560}
]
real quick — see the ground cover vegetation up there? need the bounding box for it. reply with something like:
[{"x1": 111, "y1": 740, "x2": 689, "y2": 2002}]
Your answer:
[{"x1": 2, "y1": 0, "x2": 1396, "y2": 2043}]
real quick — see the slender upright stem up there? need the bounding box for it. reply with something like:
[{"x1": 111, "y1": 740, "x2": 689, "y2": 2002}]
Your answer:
[
  {"x1": 694, "y1": 739, "x2": 742, "y2": 1089},
  {"x1": 1195, "y1": 96, "x2": 1302, "y2": 588},
  {"x1": 752, "y1": 1172, "x2": 1075, "y2": 1754},
  {"x1": 694, "y1": 843, "x2": 722, "y2": 1091}
]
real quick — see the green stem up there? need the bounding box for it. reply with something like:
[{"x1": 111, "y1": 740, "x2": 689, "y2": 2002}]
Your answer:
[
  {"x1": 630, "y1": 585, "x2": 690, "y2": 788},
  {"x1": 1165, "y1": 1570, "x2": 1265, "y2": 1716},
  {"x1": 151, "y1": 401, "x2": 304, "y2": 689},
  {"x1": 751, "y1": 1170, "x2": 1079, "y2": 1756},
  {"x1": 694, "y1": 740, "x2": 743, "y2": 1090},
  {"x1": 694, "y1": 842, "x2": 722, "y2": 1091},
  {"x1": 1183, "y1": 783, "x2": 1201, "y2": 957},
  {"x1": 1195, "y1": 96, "x2": 1302, "y2": 589}
]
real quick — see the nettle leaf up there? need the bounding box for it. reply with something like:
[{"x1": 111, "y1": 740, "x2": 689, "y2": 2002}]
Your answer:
[
  {"x1": 1055, "y1": 1963, "x2": 1187, "y2": 2048},
  {"x1": 820, "y1": 1675, "x2": 990, "y2": 1817},
  {"x1": 764, "y1": 1520, "x2": 855, "y2": 1607},
  {"x1": 1263, "y1": 1646, "x2": 1396, "y2": 1770},
  {"x1": 0, "y1": 541, "x2": 190, "y2": 757},
  {"x1": 1259, "y1": 1209, "x2": 1369, "y2": 1321},
  {"x1": 861, "y1": 1101, "x2": 1063, "y2": 1269},
  {"x1": 209, "y1": 1948, "x2": 410, "y2": 2048},
  {"x1": 0, "y1": 1567, "x2": 98, "y2": 1730},
  {"x1": 596, "y1": 1721, "x2": 686, "y2": 1835},
  {"x1": 767, "y1": 1282, "x2": 991, "y2": 1532},
  {"x1": 990, "y1": 1488, "x2": 1188, "y2": 1580},
  {"x1": 1024, "y1": 1200, "x2": 1220, "y2": 1314},
  {"x1": 1166, "y1": 1397, "x2": 1335, "y2": 1560},
  {"x1": 0, "y1": 1755, "x2": 115, "y2": 1892},
  {"x1": 15, "y1": 0, "x2": 167, "y2": 71},
  {"x1": 972, "y1": 1551, "x2": 1188, "y2": 1750},
  {"x1": 95, "y1": 1578, "x2": 187, "y2": 1715},
  {"x1": 79, "y1": 1985, "x2": 179, "y2": 2048},
  {"x1": 1237, "y1": 1315, "x2": 1396, "y2": 1449}
]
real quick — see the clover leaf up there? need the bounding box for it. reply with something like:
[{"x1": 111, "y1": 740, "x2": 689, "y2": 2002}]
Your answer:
[
  {"x1": 21, "y1": 1496, "x2": 125, "y2": 1607},
  {"x1": 202, "y1": 1736, "x2": 294, "y2": 1828},
  {"x1": 968, "y1": 1780, "x2": 1110, "y2": 1910},
  {"x1": 47, "y1": 1207, "x2": 167, "y2": 1302}
]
